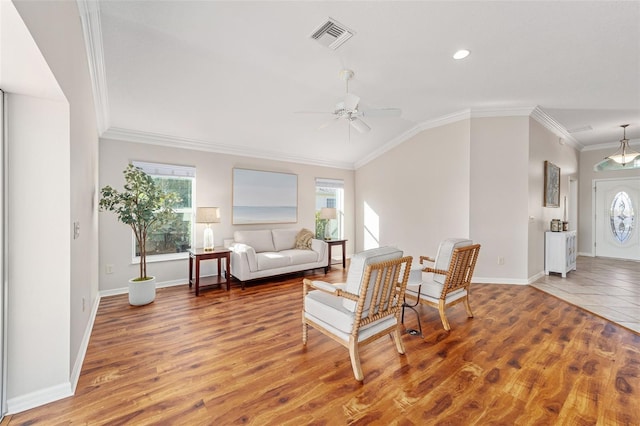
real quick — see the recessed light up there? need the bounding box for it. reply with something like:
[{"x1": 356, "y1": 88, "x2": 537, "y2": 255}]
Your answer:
[{"x1": 453, "y1": 49, "x2": 470, "y2": 60}]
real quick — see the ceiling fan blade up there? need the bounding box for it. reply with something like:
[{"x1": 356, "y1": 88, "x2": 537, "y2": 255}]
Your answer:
[
  {"x1": 350, "y1": 117, "x2": 371, "y2": 134},
  {"x1": 344, "y1": 93, "x2": 360, "y2": 111},
  {"x1": 318, "y1": 116, "x2": 340, "y2": 130},
  {"x1": 359, "y1": 108, "x2": 402, "y2": 117},
  {"x1": 294, "y1": 110, "x2": 334, "y2": 115}
]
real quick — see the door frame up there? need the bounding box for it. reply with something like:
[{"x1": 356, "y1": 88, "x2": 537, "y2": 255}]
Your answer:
[{"x1": 592, "y1": 176, "x2": 640, "y2": 259}]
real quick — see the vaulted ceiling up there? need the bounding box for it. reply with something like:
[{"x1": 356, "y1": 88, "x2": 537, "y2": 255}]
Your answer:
[{"x1": 81, "y1": 1, "x2": 640, "y2": 169}]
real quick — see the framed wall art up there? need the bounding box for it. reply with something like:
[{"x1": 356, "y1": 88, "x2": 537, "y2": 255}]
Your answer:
[
  {"x1": 232, "y1": 168, "x2": 298, "y2": 224},
  {"x1": 544, "y1": 161, "x2": 560, "y2": 207}
]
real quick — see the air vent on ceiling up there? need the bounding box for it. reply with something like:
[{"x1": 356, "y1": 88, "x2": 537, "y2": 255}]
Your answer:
[{"x1": 310, "y1": 18, "x2": 355, "y2": 50}]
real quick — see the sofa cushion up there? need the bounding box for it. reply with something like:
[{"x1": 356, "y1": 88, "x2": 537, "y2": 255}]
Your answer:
[
  {"x1": 234, "y1": 230, "x2": 275, "y2": 253},
  {"x1": 272, "y1": 229, "x2": 299, "y2": 252},
  {"x1": 281, "y1": 249, "x2": 319, "y2": 265},
  {"x1": 256, "y1": 252, "x2": 291, "y2": 270},
  {"x1": 343, "y1": 246, "x2": 403, "y2": 312},
  {"x1": 294, "y1": 228, "x2": 314, "y2": 250}
]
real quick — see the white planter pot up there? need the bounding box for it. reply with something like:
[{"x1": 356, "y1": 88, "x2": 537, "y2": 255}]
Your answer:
[{"x1": 128, "y1": 276, "x2": 156, "y2": 306}]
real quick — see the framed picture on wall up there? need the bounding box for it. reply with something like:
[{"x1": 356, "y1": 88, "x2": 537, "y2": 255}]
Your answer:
[
  {"x1": 544, "y1": 161, "x2": 560, "y2": 207},
  {"x1": 232, "y1": 168, "x2": 298, "y2": 224}
]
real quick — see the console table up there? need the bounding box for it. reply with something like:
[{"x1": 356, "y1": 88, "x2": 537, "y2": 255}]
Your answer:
[
  {"x1": 188, "y1": 248, "x2": 231, "y2": 295},
  {"x1": 325, "y1": 239, "x2": 347, "y2": 272}
]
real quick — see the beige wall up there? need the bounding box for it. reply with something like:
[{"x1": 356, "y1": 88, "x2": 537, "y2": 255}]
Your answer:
[
  {"x1": 355, "y1": 120, "x2": 471, "y2": 263},
  {"x1": 99, "y1": 138, "x2": 355, "y2": 291},
  {"x1": 528, "y1": 119, "x2": 579, "y2": 279},
  {"x1": 355, "y1": 115, "x2": 580, "y2": 284},
  {"x1": 579, "y1": 147, "x2": 640, "y2": 255},
  {"x1": 470, "y1": 116, "x2": 530, "y2": 282}
]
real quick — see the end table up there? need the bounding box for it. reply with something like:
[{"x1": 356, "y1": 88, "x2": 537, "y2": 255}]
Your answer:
[{"x1": 188, "y1": 248, "x2": 231, "y2": 295}]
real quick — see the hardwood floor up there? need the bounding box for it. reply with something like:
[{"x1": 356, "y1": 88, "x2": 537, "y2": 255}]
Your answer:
[{"x1": 5, "y1": 263, "x2": 640, "y2": 425}]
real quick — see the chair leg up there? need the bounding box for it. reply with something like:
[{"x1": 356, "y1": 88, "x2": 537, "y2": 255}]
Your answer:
[
  {"x1": 464, "y1": 294, "x2": 474, "y2": 318},
  {"x1": 438, "y1": 299, "x2": 451, "y2": 331},
  {"x1": 302, "y1": 314, "x2": 308, "y2": 345},
  {"x1": 392, "y1": 326, "x2": 406, "y2": 354},
  {"x1": 348, "y1": 337, "x2": 364, "y2": 381}
]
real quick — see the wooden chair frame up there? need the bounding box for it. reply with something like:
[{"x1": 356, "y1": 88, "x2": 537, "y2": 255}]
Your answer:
[
  {"x1": 302, "y1": 256, "x2": 413, "y2": 381},
  {"x1": 406, "y1": 244, "x2": 480, "y2": 331}
]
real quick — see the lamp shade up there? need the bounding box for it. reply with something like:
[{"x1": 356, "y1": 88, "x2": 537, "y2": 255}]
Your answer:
[
  {"x1": 319, "y1": 207, "x2": 337, "y2": 220},
  {"x1": 196, "y1": 207, "x2": 221, "y2": 223}
]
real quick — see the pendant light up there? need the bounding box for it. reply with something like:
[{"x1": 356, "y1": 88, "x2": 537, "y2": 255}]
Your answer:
[{"x1": 594, "y1": 124, "x2": 640, "y2": 171}]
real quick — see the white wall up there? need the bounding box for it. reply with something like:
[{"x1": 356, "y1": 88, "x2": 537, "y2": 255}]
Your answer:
[
  {"x1": 99, "y1": 138, "x2": 355, "y2": 292},
  {"x1": 6, "y1": 93, "x2": 71, "y2": 405},
  {"x1": 5, "y1": 0, "x2": 100, "y2": 412},
  {"x1": 355, "y1": 120, "x2": 471, "y2": 263},
  {"x1": 578, "y1": 146, "x2": 640, "y2": 255}
]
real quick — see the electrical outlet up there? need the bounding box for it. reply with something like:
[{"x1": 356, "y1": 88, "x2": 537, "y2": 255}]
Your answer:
[
  {"x1": 498, "y1": 256, "x2": 505, "y2": 265},
  {"x1": 73, "y1": 221, "x2": 80, "y2": 239},
  {"x1": 106, "y1": 264, "x2": 114, "y2": 274},
  {"x1": 82, "y1": 297, "x2": 85, "y2": 312}
]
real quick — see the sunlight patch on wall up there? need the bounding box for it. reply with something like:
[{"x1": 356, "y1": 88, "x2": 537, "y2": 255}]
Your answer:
[{"x1": 363, "y1": 201, "x2": 380, "y2": 250}]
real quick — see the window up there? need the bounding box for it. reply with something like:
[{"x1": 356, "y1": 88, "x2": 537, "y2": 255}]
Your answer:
[
  {"x1": 315, "y1": 178, "x2": 344, "y2": 239},
  {"x1": 132, "y1": 161, "x2": 195, "y2": 260},
  {"x1": 609, "y1": 191, "x2": 635, "y2": 243}
]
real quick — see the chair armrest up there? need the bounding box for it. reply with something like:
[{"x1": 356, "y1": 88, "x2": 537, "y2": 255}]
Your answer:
[
  {"x1": 419, "y1": 255, "x2": 435, "y2": 265},
  {"x1": 420, "y1": 256, "x2": 436, "y2": 265},
  {"x1": 303, "y1": 278, "x2": 359, "y2": 301},
  {"x1": 423, "y1": 266, "x2": 448, "y2": 276}
]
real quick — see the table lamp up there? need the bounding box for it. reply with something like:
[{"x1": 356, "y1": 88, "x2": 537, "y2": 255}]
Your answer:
[
  {"x1": 196, "y1": 207, "x2": 220, "y2": 251},
  {"x1": 319, "y1": 207, "x2": 337, "y2": 240}
]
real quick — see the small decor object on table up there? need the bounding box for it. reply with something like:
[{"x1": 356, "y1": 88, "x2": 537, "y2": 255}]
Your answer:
[
  {"x1": 319, "y1": 207, "x2": 337, "y2": 240},
  {"x1": 99, "y1": 164, "x2": 180, "y2": 305}
]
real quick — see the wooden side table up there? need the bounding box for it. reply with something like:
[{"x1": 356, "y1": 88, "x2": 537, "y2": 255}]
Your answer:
[
  {"x1": 325, "y1": 239, "x2": 347, "y2": 272},
  {"x1": 188, "y1": 248, "x2": 231, "y2": 295}
]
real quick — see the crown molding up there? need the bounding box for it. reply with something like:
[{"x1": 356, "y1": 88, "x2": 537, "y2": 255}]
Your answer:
[
  {"x1": 530, "y1": 106, "x2": 583, "y2": 151},
  {"x1": 581, "y1": 138, "x2": 640, "y2": 152},
  {"x1": 354, "y1": 110, "x2": 472, "y2": 169},
  {"x1": 101, "y1": 127, "x2": 355, "y2": 170},
  {"x1": 77, "y1": 0, "x2": 110, "y2": 134}
]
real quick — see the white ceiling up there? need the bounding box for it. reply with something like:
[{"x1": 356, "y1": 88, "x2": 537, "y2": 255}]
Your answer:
[{"x1": 85, "y1": 1, "x2": 640, "y2": 169}]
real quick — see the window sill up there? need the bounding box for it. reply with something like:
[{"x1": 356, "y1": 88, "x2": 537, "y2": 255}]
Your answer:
[{"x1": 132, "y1": 252, "x2": 189, "y2": 264}]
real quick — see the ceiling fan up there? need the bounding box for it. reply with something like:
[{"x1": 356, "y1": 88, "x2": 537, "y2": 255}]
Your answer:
[{"x1": 297, "y1": 69, "x2": 401, "y2": 138}]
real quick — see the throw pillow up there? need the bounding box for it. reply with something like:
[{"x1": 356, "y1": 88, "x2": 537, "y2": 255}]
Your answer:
[{"x1": 295, "y1": 228, "x2": 314, "y2": 250}]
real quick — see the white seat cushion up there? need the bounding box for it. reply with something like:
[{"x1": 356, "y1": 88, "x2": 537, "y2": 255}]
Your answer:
[
  {"x1": 256, "y1": 252, "x2": 291, "y2": 270},
  {"x1": 432, "y1": 238, "x2": 473, "y2": 283},
  {"x1": 281, "y1": 249, "x2": 319, "y2": 264},
  {"x1": 305, "y1": 284, "x2": 399, "y2": 342}
]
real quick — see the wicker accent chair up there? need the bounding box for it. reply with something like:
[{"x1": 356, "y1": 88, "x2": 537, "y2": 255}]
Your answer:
[
  {"x1": 404, "y1": 239, "x2": 481, "y2": 331},
  {"x1": 302, "y1": 247, "x2": 412, "y2": 381}
]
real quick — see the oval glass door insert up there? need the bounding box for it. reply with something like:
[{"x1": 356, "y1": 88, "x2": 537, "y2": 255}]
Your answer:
[{"x1": 610, "y1": 191, "x2": 635, "y2": 243}]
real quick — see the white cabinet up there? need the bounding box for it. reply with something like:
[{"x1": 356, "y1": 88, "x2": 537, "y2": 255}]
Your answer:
[{"x1": 545, "y1": 231, "x2": 577, "y2": 277}]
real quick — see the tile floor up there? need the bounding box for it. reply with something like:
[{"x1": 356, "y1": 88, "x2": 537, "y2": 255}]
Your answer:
[{"x1": 531, "y1": 255, "x2": 640, "y2": 334}]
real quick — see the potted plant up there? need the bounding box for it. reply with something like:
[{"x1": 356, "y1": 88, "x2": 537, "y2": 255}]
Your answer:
[{"x1": 99, "y1": 164, "x2": 180, "y2": 305}]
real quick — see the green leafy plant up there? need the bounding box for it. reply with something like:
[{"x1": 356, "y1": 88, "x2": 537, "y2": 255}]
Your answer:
[{"x1": 99, "y1": 164, "x2": 180, "y2": 281}]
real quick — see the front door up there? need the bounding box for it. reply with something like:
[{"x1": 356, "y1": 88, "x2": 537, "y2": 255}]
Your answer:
[{"x1": 594, "y1": 178, "x2": 640, "y2": 260}]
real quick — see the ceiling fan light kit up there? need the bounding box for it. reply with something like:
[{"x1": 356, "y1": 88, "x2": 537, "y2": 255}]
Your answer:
[{"x1": 296, "y1": 69, "x2": 401, "y2": 139}]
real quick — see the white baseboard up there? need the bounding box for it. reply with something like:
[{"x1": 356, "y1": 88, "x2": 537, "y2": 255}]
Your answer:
[
  {"x1": 99, "y1": 278, "x2": 187, "y2": 298},
  {"x1": 70, "y1": 293, "x2": 101, "y2": 393},
  {"x1": 473, "y1": 277, "x2": 529, "y2": 285},
  {"x1": 7, "y1": 382, "x2": 73, "y2": 415}
]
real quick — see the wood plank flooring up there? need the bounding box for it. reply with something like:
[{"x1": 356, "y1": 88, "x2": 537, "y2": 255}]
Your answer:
[{"x1": 5, "y1": 263, "x2": 640, "y2": 425}]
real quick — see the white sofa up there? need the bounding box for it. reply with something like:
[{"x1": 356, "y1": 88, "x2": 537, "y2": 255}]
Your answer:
[{"x1": 229, "y1": 229, "x2": 328, "y2": 288}]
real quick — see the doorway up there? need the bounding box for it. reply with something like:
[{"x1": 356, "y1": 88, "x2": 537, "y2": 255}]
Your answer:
[{"x1": 594, "y1": 177, "x2": 640, "y2": 260}]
